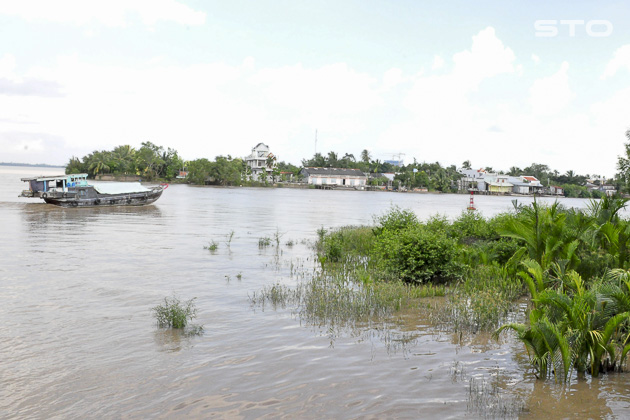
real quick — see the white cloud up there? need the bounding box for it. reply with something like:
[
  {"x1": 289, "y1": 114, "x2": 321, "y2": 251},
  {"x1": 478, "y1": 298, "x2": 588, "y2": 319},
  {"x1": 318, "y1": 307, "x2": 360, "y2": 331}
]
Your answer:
[
  {"x1": 601, "y1": 45, "x2": 630, "y2": 79},
  {"x1": 0, "y1": 55, "x2": 384, "y2": 164},
  {"x1": 532, "y1": 54, "x2": 540, "y2": 64},
  {"x1": 0, "y1": 0, "x2": 206, "y2": 27},
  {"x1": 529, "y1": 61, "x2": 574, "y2": 115},
  {"x1": 431, "y1": 55, "x2": 445, "y2": 71},
  {"x1": 250, "y1": 63, "x2": 381, "y2": 118},
  {"x1": 451, "y1": 27, "x2": 516, "y2": 90},
  {"x1": 1, "y1": 25, "x2": 627, "y2": 177},
  {"x1": 382, "y1": 68, "x2": 405, "y2": 90},
  {"x1": 0, "y1": 54, "x2": 16, "y2": 79},
  {"x1": 399, "y1": 27, "x2": 516, "y2": 137}
]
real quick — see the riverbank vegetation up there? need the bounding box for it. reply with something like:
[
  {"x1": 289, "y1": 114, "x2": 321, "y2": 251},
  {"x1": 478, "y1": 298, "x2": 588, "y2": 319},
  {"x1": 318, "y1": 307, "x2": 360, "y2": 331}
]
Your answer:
[
  {"x1": 63, "y1": 129, "x2": 630, "y2": 194},
  {"x1": 303, "y1": 197, "x2": 630, "y2": 382},
  {"x1": 66, "y1": 142, "x2": 184, "y2": 180}
]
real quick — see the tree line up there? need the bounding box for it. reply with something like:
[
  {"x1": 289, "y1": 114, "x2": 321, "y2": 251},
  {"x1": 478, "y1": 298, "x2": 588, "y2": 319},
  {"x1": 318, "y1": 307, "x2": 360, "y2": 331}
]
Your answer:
[
  {"x1": 66, "y1": 142, "x2": 183, "y2": 181},
  {"x1": 65, "y1": 129, "x2": 630, "y2": 195}
]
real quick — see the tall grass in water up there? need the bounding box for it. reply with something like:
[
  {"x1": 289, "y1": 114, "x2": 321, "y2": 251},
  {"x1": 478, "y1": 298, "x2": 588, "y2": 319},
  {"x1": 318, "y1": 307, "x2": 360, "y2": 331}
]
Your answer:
[
  {"x1": 250, "y1": 264, "x2": 445, "y2": 331},
  {"x1": 428, "y1": 265, "x2": 525, "y2": 333},
  {"x1": 152, "y1": 295, "x2": 203, "y2": 335}
]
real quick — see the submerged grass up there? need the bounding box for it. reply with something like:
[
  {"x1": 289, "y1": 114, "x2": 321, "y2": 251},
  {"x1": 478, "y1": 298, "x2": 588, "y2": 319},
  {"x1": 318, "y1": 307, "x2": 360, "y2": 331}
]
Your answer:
[
  {"x1": 152, "y1": 295, "x2": 203, "y2": 335},
  {"x1": 204, "y1": 240, "x2": 219, "y2": 252},
  {"x1": 467, "y1": 376, "x2": 526, "y2": 419},
  {"x1": 428, "y1": 266, "x2": 525, "y2": 333},
  {"x1": 249, "y1": 272, "x2": 438, "y2": 330},
  {"x1": 258, "y1": 237, "x2": 272, "y2": 248}
]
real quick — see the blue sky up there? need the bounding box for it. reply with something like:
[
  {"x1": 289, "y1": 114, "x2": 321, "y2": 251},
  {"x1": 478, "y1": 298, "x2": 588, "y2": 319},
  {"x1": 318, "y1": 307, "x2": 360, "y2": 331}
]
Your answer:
[{"x1": 1, "y1": 1, "x2": 629, "y2": 176}]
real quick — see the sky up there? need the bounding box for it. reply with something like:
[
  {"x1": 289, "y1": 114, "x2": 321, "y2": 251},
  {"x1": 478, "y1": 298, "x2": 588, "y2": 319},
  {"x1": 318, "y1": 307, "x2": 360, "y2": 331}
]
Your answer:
[{"x1": 1, "y1": 0, "x2": 629, "y2": 177}]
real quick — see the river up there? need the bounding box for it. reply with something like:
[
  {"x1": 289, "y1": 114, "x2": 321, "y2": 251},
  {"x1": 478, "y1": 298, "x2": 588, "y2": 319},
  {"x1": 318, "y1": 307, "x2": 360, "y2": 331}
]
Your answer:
[{"x1": 2, "y1": 165, "x2": 630, "y2": 419}]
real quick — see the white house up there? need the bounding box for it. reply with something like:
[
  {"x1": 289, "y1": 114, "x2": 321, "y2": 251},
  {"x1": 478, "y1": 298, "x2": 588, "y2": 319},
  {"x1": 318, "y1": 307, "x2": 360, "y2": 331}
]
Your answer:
[
  {"x1": 300, "y1": 167, "x2": 367, "y2": 189},
  {"x1": 245, "y1": 143, "x2": 275, "y2": 178}
]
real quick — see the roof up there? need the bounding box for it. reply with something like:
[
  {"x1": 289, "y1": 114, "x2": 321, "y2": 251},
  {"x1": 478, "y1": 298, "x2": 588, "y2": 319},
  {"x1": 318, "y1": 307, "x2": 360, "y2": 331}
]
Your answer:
[
  {"x1": 93, "y1": 182, "x2": 151, "y2": 194},
  {"x1": 21, "y1": 173, "x2": 88, "y2": 182},
  {"x1": 522, "y1": 176, "x2": 538, "y2": 182},
  {"x1": 301, "y1": 167, "x2": 367, "y2": 177},
  {"x1": 489, "y1": 182, "x2": 514, "y2": 187}
]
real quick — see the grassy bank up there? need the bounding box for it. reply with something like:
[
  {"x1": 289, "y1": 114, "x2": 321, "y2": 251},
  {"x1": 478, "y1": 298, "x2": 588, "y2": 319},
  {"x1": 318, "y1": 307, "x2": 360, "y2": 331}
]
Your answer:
[{"x1": 253, "y1": 196, "x2": 630, "y2": 382}]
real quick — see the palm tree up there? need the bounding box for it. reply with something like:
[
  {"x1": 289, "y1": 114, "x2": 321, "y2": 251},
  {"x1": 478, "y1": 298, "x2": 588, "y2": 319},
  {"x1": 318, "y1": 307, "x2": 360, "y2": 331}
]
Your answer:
[
  {"x1": 500, "y1": 200, "x2": 579, "y2": 271},
  {"x1": 113, "y1": 145, "x2": 136, "y2": 174},
  {"x1": 361, "y1": 149, "x2": 371, "y2": 164},
  {"x1": 88, "y1": 151, "x2": 111, "y2": 176},
  {"x1": 327, "y1": 151, "x2": 339, "y2": 167},
  {"x1": 495, "y1": 311, "x2": 571, "y2": 382}
]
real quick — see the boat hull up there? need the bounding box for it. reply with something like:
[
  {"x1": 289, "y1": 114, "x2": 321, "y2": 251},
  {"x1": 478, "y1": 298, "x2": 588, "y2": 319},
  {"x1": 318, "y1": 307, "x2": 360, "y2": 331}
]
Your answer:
[{"x1": 43, "y1": 188, "x2": 163, "y2": 207}]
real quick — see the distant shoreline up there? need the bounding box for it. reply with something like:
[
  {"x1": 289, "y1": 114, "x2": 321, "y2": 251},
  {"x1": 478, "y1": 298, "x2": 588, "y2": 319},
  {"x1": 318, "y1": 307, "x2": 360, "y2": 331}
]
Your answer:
[{"x1": 0, "y1": 162, "x2": 65, "y2": 168}]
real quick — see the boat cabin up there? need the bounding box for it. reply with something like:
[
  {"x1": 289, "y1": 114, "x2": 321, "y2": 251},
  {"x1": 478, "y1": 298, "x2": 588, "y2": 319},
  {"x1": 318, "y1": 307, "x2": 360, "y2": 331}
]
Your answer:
[{"x1": 20, "y1": 174, "x2": 89, "y2": 197}]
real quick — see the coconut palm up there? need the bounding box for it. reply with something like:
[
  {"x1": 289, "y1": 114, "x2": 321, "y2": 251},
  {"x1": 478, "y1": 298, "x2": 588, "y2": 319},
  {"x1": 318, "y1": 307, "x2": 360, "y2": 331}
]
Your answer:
[
  {"x1": 87, "y1": 151, "x2": 111, "y2": 176},
  {"x1": 113, "y1": 145, "x2": 136, "y2": 175},
  {"x1": 495, "y1": 311, "x2": 572, "y2": 382},
  {"x1": 361, "y1": 149, "x2": 371, "y2": 164},
  {"x1": 500, "y1": 200, "x2": 579, "y2": 271}
]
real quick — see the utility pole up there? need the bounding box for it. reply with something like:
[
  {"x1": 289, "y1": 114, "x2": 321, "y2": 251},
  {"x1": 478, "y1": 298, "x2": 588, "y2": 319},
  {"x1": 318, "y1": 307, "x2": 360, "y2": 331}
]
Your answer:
[{"x1": 315, "y1": 129, "x2": 318, "y2": 156}]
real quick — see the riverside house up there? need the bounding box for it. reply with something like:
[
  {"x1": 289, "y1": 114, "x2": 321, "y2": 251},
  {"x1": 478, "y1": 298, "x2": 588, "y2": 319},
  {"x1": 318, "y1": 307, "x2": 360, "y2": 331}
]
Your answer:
[
  {"x1": 458, "y1": 168, "x2": 546, "y2": 195},
  {"x1": 300, "y1": 167, "x2": 367, "y2": 189},
  {"x1": 245, "y1": 143, "x2": 275, "y2": 178}
]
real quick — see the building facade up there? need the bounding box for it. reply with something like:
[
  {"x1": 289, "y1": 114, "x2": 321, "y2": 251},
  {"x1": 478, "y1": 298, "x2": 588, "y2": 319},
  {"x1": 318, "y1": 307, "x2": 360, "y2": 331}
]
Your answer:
[
  {"x1": 300, "y1": 167, "x2": 367, "y2": 189},
  {"x1": 245, "y1": 143, "x2": 275, "y2": 178}
]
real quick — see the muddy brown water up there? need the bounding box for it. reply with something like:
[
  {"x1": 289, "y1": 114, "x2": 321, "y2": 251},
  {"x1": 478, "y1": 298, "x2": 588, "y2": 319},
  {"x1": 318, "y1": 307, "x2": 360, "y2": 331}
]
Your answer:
[{"x1": 2, "y1": 166, "x2": 630, "y2": 419}]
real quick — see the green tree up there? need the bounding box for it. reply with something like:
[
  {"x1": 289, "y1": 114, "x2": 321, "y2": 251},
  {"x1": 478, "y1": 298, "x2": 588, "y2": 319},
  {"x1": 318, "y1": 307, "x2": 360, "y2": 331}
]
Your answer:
[
  {"x1": 186, "y1": 158, "x2": 213, "y2": 184},
  {"x1": 616, "y1": 129, "x2": 630, "y2": 192},
  {"x1": 87, "y1": 151, "x2": 112, "y2": 176},
  {"x1": 65, "y1": 156, "x2": 86, "y2": 174},
  {"x1": 112, "y1": 145, "x2": 136, "y2": 175},
  {"x1": 361, "y1": 149, "x2": 371, "y2": 164}
]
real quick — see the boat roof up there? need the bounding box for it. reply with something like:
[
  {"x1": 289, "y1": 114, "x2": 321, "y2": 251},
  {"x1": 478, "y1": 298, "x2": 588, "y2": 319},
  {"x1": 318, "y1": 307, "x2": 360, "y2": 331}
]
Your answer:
[
  {"x1": 21, "y1": 173, "x2": 88, "y2": 182},
  {"x1": 93, "y1": 182, "x2": 151, "y2": 194}
]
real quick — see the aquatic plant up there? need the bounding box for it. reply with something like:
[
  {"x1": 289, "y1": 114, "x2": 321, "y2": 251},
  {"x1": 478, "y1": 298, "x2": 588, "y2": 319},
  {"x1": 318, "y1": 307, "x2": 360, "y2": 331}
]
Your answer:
[
  {"x1": 499, "y1": 200, "x2": 580, "y2": 272},
  {"x1": 258, "y1": 237, "x2": 271, "y2": 248},
  {"x1": 273, "y1": 228, "x2": 284, "y2": 247},
  {"x1": 226, "y1": 230, "x2": 235, "y2": 248},
  {"x1": 204, "y1": 240, "x2": 219, "y2": 252},
  {"x1": 467, "y1": 376, "x2": 525, "y2": 419},
  {"x1": 152, "y1": 295, "x2": 202, "y2": 333},
  {"x1": 496, "y1": 270, "x2": 630, "y2": 380}
]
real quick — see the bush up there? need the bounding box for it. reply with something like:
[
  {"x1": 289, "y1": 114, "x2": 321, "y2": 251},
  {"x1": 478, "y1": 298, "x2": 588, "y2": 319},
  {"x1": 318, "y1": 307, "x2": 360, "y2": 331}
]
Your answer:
[
  {"x1": 152, "y1": 296, "x2": 199, "y2": 329},
  {"x1": 373, "y1": 206, "x2": 419, "y2": 235},
  {"x1": 450, "y1": 211, "x2": 497, "y2": 242},
  {"x1": 375, "y1": 225, "x2": 463, "y2": 284},
  {"x1": 318, "y1": 226, "x2": 376, "y2": 263}
]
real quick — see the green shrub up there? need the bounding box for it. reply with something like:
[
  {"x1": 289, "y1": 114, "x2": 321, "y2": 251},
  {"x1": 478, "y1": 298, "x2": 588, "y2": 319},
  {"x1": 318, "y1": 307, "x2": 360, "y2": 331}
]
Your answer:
[
  {"x1": 319, "y1": 226, "x2": 376, "y2": 262},
  {"x1": 450, "y1": 211, "x2": 498, "y2": 242},
  {"x1": 373, "y1": 206, "x2": 419, "y2": 235},
  {"x1": 152, "y1": 296, "x2": 199, "y2": 329},
  {"x1": 375, "y1": 225, "x2": 463, "y2": 284}
]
